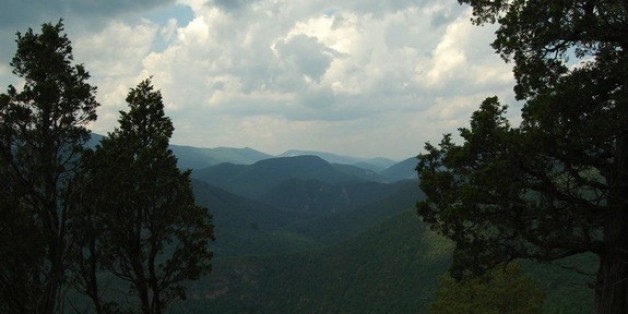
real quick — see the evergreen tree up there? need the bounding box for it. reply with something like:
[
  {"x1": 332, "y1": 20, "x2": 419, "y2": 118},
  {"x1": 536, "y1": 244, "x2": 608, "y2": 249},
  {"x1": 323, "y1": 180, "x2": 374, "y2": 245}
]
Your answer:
[
  {"x1": 417, "y1": 1, "x2": 628, "y2": 312},
  {"x1": 0, "y1": 21, "x2": 99, "y2": 313},
  {"x1": 74, "y1": 79, "x2": 214, "y2": 313}
]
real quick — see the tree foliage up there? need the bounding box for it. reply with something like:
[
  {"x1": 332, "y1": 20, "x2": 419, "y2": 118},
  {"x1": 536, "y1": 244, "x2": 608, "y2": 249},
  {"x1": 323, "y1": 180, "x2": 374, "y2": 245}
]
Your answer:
[
  {"x1": 72, "y1": 79, "x2": 214, "y2": 313},
  {"x1": 0, "y1": 22, "x2": 214, "y2": 314},
  {"x1": 417, "y1": 1, "x2": 628, "y2": 313},
  {"x1": 429, "y1": 263, "x2": 544, "y2": 314},
  {"x1": 0, "y1": 20, "x2": 99, "y2": 313}
]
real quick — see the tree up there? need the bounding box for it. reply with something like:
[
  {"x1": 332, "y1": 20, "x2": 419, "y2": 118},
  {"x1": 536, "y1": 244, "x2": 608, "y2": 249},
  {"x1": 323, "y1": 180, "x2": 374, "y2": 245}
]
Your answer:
[
  {"x1": 417, "y1": 1, "x2": 628, "y2": 313},
  {"x1": 0, "y1": 159, "x2": 46, "y2": 312},
  {"x1": 429, "y1": 263, "x2": 544, "y2": 314},
  {"x1": 73, "y1": 79, "x2": 214, "y2": 313},
  {"x1": 0, "y1": 21, "x2": 99, "y2": 313}
]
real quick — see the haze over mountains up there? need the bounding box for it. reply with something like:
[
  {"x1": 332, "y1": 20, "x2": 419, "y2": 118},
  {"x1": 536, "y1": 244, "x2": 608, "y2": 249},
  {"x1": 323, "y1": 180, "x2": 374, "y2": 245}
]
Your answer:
[
  {"x1": 91, "y1": 133, "x2": 418, "y2": 181},
  {"x1": 175, "y1": 144, "x2": 412, "y2": 178},
  {"x1": 178, "y1": 145, "x2": 418, "y2": 183}
]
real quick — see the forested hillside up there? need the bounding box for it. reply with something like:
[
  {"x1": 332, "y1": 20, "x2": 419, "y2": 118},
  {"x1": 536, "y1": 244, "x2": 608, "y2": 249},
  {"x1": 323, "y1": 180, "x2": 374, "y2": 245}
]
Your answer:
[
  {"x1": 177, "y1": 210, "x2": 453, "y2": 314},
  {"x1": 181, "y1": 154, "x2": 593, "y2": 313}
]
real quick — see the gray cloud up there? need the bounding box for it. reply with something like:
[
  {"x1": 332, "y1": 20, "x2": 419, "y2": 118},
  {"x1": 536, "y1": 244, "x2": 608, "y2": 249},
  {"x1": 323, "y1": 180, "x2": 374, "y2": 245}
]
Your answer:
[
  {"x1": 299, "y1": 87, "x2": 335, "y2": 110},
  {"x1": 0, "y1": 0, "x2": 177, "y2": 66},
  {"x1": 0, "y1": 0, "x2": 174, "y2": 30},
  {"x1": 210, "y1": 0, "x2": 261, "y2": 12},
  {"x1": 338, "y1": 0, "x2": 433, "y2": 17},
  {"x1": 0, "y1": 0, "x2": 517, "y2": 159},
  {"x1": 275, "y1": 34, "x2": 339, "y2": 83}
]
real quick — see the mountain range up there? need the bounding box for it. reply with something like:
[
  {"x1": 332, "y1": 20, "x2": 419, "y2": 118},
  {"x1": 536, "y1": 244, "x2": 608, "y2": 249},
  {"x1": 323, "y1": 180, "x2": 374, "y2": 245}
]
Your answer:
[
  {"x1": 181, "y1": 147, "x2": 415, "y2": 182},
  {"x1": 184, "y1": 147, "x2": 592, "y2": 313},
  {"x1": 89, "y1": 133, "x2": 417, "y2": 182},
  {"x1": 279, "y1": 149, "x2": 397, "y2": 170},
  {"x1": 83, "y1": 134, "x2": 593, "y2": 313}
]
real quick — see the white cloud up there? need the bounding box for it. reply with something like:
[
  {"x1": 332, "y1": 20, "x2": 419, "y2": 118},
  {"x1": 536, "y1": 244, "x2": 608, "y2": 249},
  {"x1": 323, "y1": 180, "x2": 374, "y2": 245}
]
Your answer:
[
  {"x1": 0, "y1": 63, "x2": 10, "y2": 77},
  {"x1": 0, "y1": 0, "x2": 518, "y2": 159},
  {"x1": 71, "y1": 20, "x2": 159, "y2": 134},
  {"x1": 75, "y1": 21, "x2": 158, "y2": 78}
]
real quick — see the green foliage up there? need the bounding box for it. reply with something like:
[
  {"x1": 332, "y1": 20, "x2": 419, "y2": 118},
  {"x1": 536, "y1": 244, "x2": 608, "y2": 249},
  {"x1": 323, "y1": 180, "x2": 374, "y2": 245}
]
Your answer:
[
  {"x1": 429, "y1": 263, "x2": 545, "y2": 314},
  {"x1": 191, "y1": 176, "x2": 422, "y2": 257},
  {"x1": 191, "y1": 180, "x2": 321, "y2": 256},
  {"x1": 288, "y1": 180, "x2": 424, "y2": 244},
  {"x1": 521, "y1": 254, "x2": 595, "y2": 313},
  {"x1": 181, "y1": 210, "x2": 453, "y2": 314},
  {"x1": 0, "y1": 20, "x2": 99, "y2": 313},
  {"x1": 259, "y1": 178, "x2": 408, "y2": 215},
  {"x1": 181, "y1": 204, "x2": 590, "y2": 313}
]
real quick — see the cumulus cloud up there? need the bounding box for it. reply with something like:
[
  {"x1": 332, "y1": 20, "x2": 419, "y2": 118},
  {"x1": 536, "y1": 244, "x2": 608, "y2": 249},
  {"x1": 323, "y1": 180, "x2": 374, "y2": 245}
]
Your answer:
[
  {"x1": 274, "y1": 34, "x2": 338, "y2": 83},
  {"x1": 0, "y1": 0, "x2": 517, "y2": 159}
]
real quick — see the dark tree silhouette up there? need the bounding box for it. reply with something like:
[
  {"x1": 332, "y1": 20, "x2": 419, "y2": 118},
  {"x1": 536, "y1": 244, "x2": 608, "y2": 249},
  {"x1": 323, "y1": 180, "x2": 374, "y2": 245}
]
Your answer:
[
  {"x1": 417, "y1": 1, "x2": 628, "y2": 313},
  {"x1": 73, "y1": 79, "x2": 214, "y2": 314},
  {"x1": 0, "y1": 21, "x2": 99, "y2": 313}
]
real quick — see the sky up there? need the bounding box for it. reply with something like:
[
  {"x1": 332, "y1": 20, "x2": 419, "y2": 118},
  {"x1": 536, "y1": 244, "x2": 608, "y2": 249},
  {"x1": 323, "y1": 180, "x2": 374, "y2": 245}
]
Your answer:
[{"x1": 0, "y1": 0, "x2": 519, "y2": 160}]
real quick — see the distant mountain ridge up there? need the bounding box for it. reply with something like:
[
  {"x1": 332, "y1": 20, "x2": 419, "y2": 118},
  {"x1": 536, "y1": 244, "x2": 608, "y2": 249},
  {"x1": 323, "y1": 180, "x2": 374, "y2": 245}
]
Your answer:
[
  {"x1": 88, "y1": 133, "x2": 273, "y2": 169},
  {"x1": 192, "y1": 155, "x2": 368, "y2": 197},
  {"x1": 380, "y1": 157, "x2": 418, "y2": 182},
  {"x1": 280, "y1": 149, "x2": 397, "y2": 171},
  {"x1": 171, "y1": 145, "x2": 273, "y2": 170},
  {"x1": 89, "y1": 133, "x2": 417, "y2": 182}
]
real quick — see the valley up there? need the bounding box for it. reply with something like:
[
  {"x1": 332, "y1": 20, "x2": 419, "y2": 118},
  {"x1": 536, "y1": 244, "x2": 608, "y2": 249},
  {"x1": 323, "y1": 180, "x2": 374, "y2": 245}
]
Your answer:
[
  {"x1": 65, "y1": 141, "x2": 595, "y2": 313},
  {"x1": 168, "y1": 146, "x2": 593, "y2": 313}
]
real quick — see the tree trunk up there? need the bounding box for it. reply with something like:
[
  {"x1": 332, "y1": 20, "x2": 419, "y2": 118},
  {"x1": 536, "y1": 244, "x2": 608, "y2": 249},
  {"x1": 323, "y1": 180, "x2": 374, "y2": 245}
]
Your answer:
[
  {"x1": 39, "y1": 196, "x2": 64, "y2": 314},
  {"x1": 86, "y1": 236, "x2": 103, "y2": 314},
  {"x1": 132, "y1": 259, "x2": 151, "y2": 314},
  {"x1": 40, "y1": 233, "x2": 63, "y2": 314},
  {"x1": 151, "y1": 283, "x2": 162, "y2": 314},
  {"x1": 149, "y1": 256, "x2": 162, "y2": 314},
  {"x1": 136, "y1": 277, "x2": 151, "y2": 314},
  {"x1": 596, "y1": 134, "x2": 628, "y2": 313},
  {"x1": 596, "y1": 221, "x2": 628, "y2": 313}
]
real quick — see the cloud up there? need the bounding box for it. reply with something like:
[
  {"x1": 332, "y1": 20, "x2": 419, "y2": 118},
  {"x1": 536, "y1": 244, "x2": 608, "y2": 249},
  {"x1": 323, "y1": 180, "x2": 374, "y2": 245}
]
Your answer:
[
  {"x1": 425, "y1": 14, "x2": 471, "y2": 87},
  {"x1": 0, "y1": 0, "x2": 180, "y2": 73},
  {"x1": 69, "y1": 21, "x2": 160, "y2": 132},
  {"x1": 0, "y1": 0, "x2": 517, "y2": 159},
  {"x1": 210, "y1": 0, "x2": 262, "y2": 13},
  {"x1": 0, "y1": 0, "x2": 174, "y2": 31},
  {"x1": 274, "y1": 34, "x2": 338, "y2": 83},
  {"x1": 74, "y1": 21, "x2": 158, "y2": 78}
]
